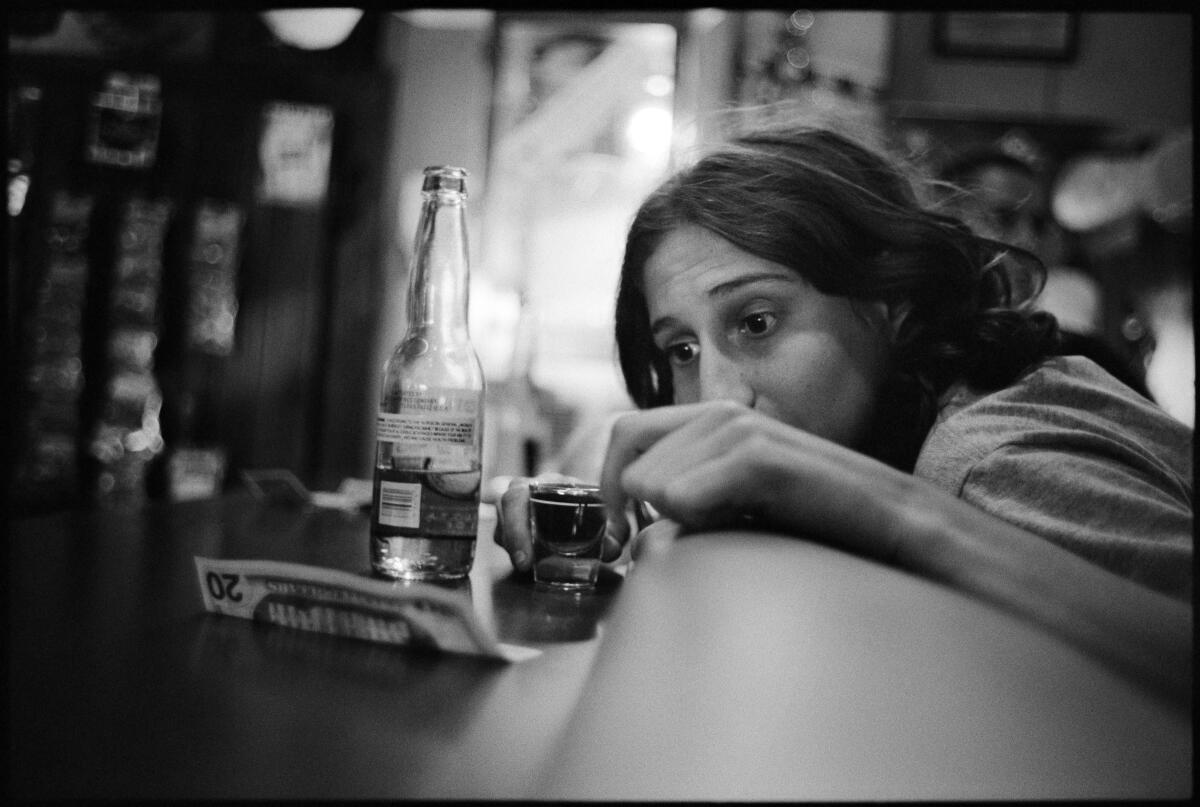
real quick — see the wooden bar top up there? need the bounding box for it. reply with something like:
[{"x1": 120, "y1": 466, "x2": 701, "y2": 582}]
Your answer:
[
  {"x1": 8, "y1": 493, "x2": 620, "y2": 799},
  {"x1": 539, "y1": 531, "x2": 1191, "y2": 800},
  {"x1": 8, "y1": 494, "x2": 1190, "y2": 799}
]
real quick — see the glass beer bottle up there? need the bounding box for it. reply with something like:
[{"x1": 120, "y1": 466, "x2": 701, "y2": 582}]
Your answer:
[{"x1": 371, "y1": 166, "x2": 484, "y2": 580}]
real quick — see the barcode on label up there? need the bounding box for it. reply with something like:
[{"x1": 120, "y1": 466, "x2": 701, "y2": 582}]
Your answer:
[{"x1": 379, "y1": 480, "x2": 421, "y2": 529}]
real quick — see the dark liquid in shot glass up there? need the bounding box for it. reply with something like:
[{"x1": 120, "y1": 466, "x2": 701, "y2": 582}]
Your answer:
[
  {"x1": 529, "y1": 485, "x2": 606, "y2": 590},
  {"x1": 529, "y1": 486, "x2": 606, "y2": 557}
]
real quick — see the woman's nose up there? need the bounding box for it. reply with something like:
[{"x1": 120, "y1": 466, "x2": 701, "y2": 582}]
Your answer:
[{"x1": 698, "y1": 350, "x2": 755, "y2": 406}]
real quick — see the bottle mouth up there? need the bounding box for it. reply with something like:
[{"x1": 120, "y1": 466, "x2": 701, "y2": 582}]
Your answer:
[{"x1": 422, "y1": 166, "x2": 468, "y2": 193}]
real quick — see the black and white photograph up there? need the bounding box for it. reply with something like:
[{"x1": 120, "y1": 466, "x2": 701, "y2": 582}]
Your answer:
[{"x1": 7, "y1": 7, "x2": 1192, "y2": 801}]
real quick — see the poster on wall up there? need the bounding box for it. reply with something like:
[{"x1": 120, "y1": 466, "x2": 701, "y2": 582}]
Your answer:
[
  {"x1": 86, "y1": 71, "x2": 162, "y2": 169},
  {"x1": 256, "y1": 101, "x2": 334, "y2": 207},
  {"x1": 933, "y1": 13, "x2": 1079, "y2": 62}
]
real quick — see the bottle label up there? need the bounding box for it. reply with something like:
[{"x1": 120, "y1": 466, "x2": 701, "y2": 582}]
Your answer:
[
  {"x1": 376, "y1": 389, "x2": 479, "y2": 467},
  {"x1": 377, "y1": 478, "x2": 421, "y2": 529},
  {"x1": 373, "y1": 468, "x2": 480, "y2": 537}
]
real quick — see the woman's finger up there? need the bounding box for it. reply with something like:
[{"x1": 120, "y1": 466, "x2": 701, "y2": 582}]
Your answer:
[
  {"x1": 613, "y1": 402, "x2": 766, "y2": 521},
  {"x1": 497, "y1": 473, "x2": 583, "y2": 573},
  {"x1": 600, "y1": 532, "x2": 624, "y2": 562},
  {"x1": 631, "y1": 518, "x2": 683, "y2": 562},
  {"x1": 498, "y1": 478, "x2": 534, "y2": 572},
  {"x1": 599, "y1": 404, "x2": 735, "y2": 545}
]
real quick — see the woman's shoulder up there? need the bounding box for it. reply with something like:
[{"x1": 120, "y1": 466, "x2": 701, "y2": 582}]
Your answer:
[
  {"x1": 914, "y1": 356, "x2": 1193, "y2": 599},
  {"x1": 929, "y1": 355, "x2": 1189, "y2": 441},
  {"x1": 914, "y1": 355, "x2": 1193, "y2": 492}
]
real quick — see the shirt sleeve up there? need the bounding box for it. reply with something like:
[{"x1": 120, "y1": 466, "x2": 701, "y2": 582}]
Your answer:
[{"x1": 958, "y1": 441, "x2": 1193, "y2": 600}]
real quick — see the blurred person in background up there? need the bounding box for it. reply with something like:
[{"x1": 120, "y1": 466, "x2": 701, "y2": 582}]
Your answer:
[
  {"x1": 936, "y1": 146, "x2": 1151, "y2": 398},
  {"x1": 494, "y1": 122, "x2": 1191, "y2": 706}
]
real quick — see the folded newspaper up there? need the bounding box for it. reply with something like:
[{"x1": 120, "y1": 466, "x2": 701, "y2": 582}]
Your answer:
[{"x1": 194, "y1": 556, "x2": 539, "y2": 663}]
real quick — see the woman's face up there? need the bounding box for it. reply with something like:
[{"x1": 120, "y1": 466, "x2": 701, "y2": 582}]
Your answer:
[{"x1": 642, "y1": 225, "x2": 895, "y2": 448}]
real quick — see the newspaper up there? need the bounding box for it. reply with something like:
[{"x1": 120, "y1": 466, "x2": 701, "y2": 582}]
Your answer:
[{"x1": 194, "y1": 556, "x2": 539, "y2": 663}]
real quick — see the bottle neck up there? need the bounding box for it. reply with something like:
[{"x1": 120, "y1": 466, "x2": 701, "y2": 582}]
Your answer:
[{"x1": 406, "y1": 190, "x2": 470, "y2": 337}]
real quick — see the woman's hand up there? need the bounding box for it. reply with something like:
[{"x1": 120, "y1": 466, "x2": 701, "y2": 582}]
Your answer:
[
  {"x1": 599, "y1": 400, "x2": 1193, "y2": 708},
  {"x1": 493, "y1": 473, "x2": 626, "y2": 574},
  {"x1": 631, "y1": 517, "x2": 684, "y2": 562},
  {"x1": 600, "y1": 400, "x2": 911, "y2": 563}
]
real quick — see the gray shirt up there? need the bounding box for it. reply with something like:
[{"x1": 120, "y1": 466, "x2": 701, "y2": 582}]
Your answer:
[{"x1": 914, "y1": 356, "x2": 1193, "y2": 600}]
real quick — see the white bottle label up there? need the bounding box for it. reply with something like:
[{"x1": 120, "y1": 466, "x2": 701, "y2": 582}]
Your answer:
[
  {"x1": 376, "y1": 479, "x2": 421, "y2": 529},
  {"x1": 376, "y1": 389, "x2": 479, "y2": 467}
]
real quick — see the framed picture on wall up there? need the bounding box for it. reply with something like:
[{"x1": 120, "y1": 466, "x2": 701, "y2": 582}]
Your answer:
[{"x1": 933, "y1": 12, "x2": 1079, "y2": 62}]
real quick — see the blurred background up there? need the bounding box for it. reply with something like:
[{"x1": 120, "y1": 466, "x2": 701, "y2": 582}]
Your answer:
[{"x1": 6, "y1": 9, "x2": 1192, "y2": 516}]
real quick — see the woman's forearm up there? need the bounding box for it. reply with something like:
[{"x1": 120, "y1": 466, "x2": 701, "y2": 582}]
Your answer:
[{"x1": 891, "y1": 477, "x2": 1193, "y2": 707}]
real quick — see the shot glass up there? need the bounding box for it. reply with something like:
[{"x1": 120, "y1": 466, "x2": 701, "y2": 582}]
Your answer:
[{"x1": 528, "y1": 482, "x2": 606, "y2": 591}]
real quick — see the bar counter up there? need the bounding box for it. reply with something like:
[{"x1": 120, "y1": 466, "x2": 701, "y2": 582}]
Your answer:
[
  {"x1": 8, "y1": 492, "x2": 618, "y2": 799},
  {"x1": 8, "y1": 492, "x2": 1190, "y2": 799}
]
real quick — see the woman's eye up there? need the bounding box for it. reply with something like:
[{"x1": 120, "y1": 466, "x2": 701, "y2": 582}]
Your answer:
[
  {"x1": 739, "y1": 311, "x2": 777, "y2": 337},
  {"x1": 665, "y1": 341, "x2": 698, "y2": 366}
]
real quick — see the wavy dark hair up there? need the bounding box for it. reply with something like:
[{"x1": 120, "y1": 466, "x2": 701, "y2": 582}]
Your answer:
[{"x1": 614, "y1": 124, "x2": 1060, "y2": 471}]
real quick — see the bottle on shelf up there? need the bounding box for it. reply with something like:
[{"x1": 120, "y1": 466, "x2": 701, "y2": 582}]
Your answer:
[{"x1": 497, "y1": 292, "x2": 554, "y2": 479}]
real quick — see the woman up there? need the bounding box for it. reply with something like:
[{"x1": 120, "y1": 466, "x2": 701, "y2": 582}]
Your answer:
[{"x1": 495, "y1": 123, "x2": 1192, "y2": 705}]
